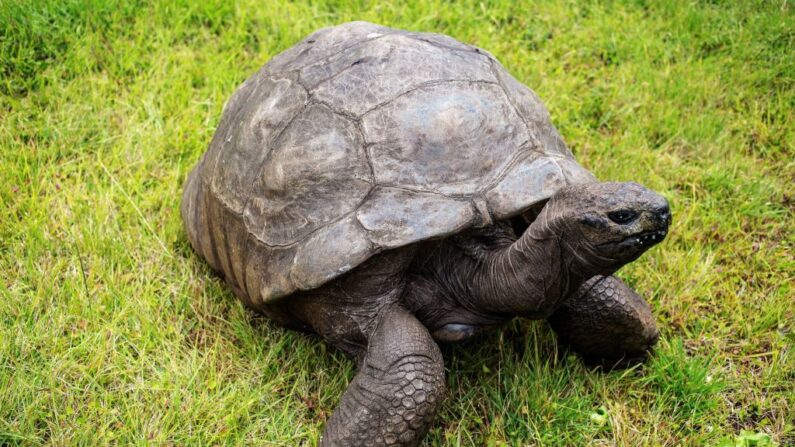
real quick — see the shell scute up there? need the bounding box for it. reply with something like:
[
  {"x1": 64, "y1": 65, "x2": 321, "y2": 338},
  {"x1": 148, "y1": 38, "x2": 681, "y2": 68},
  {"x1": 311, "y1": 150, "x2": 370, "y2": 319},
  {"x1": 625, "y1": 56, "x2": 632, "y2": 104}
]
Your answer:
[
  {"x1": 356, "y1": 187, "x2": 476, "y2": 249},
  {"x1": 306, "y1": 33, "x2": 496, "y2": 117},
  {"x1": 205, "y1": 75, "x2": 308, "y2": 213},
  {"x1": 243, "y1": 103, "x2": 372, "y2": 247},
  {"x1": 266, "y1": 21, "x2": 393, "y2": 75},
  {"x1": 290, "y1": 215, "x2": 373, "y2": 290},
  {"x1": 362, "y1": 81, "x2": 528, "y2": 196},
  {"x1": 492, "y1": 67, "x2": 574, "y2": 159}
]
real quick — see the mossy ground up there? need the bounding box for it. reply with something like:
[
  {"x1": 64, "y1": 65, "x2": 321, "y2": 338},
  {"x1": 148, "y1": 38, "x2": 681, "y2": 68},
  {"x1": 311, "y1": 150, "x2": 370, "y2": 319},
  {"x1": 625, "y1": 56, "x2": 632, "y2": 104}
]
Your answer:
[{"x1": 1, "y1": 0, "x2": 792, "y2": 445}]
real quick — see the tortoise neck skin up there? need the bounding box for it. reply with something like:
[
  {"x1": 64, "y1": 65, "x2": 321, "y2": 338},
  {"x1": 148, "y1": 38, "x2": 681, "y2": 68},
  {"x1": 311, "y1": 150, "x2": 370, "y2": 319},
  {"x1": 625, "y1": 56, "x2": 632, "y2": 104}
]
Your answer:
[
  {"x1": 466, "y1": 205, "x2": 600, "y2": 319},
  {"x1": 463, "y1": 182, "x2": 671, "y2": 319}
]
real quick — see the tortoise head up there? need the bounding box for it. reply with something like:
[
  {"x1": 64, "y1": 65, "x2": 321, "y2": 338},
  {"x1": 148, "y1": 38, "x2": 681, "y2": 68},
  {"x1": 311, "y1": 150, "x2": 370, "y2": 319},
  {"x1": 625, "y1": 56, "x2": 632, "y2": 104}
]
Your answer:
[{"x1": 544, "y1": 181, "x2": 671, "y2": 271}]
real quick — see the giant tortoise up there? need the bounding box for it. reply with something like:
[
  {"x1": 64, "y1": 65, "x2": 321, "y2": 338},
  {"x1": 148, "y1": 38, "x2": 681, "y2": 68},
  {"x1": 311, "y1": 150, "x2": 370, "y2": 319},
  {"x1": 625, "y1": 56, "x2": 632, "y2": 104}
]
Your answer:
[{"x1": 181, "y1": 21, "x2": 671, "y2": 446}]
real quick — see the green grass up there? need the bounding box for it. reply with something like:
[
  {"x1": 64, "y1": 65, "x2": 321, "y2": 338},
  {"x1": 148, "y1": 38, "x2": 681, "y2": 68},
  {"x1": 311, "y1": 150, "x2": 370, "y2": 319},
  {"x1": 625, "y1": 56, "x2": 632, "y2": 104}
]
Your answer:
[{"x1": 1, "y1": 0, "x2": 792, "y2": 445}]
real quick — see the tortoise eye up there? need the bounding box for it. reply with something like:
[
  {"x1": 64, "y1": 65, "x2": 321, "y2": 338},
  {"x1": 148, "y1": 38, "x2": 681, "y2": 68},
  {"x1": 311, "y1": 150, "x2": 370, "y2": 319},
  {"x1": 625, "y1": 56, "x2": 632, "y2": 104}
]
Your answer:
[{"x1": 607, "y1": 209, "x2": 639, "y2": 224}]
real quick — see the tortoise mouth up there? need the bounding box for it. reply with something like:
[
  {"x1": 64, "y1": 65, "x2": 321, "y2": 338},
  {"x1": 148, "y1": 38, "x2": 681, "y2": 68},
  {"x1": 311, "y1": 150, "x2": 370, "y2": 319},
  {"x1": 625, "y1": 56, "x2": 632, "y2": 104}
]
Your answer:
[{"x1": 599, "y1": 228, "x2": 668, "y2": 254}]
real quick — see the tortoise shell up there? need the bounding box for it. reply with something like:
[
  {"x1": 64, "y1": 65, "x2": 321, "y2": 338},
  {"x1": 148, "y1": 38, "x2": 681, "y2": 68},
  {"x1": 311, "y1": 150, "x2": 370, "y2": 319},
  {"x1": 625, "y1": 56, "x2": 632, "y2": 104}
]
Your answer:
[{"x1": 181, "y1": 21, "x2": 594, "y2": 306}]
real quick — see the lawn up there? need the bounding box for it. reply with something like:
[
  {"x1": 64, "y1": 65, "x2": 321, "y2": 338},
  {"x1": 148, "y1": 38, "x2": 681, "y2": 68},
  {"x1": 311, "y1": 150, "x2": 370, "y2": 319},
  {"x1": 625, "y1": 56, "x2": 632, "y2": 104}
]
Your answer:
[{"x1": 1, "y1": 0, "x2": 792, "y2": 445}]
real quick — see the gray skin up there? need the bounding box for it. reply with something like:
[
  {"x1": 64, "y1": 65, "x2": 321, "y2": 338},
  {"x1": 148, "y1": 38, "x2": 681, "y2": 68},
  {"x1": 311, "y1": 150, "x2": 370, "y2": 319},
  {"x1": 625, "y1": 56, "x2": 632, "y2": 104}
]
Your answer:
[{"x1": 181, "y1": 22, "x2": 672, "y2": 447}]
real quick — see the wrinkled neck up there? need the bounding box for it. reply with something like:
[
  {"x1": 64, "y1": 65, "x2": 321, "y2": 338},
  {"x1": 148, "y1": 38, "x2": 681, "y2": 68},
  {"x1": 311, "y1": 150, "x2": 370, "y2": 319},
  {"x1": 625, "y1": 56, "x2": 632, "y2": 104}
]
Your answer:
[
  {"x1": 515, "y1": 206, "x2": 583, "y2": 316},
  {"x1": 477, "y1": 204, "x2": 614, "y2": 318}
]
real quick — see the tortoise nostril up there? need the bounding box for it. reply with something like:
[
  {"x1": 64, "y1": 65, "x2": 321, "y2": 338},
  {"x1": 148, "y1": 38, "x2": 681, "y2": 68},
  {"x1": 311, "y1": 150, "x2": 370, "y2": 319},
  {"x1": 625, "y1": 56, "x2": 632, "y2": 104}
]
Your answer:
[{"x1": 653, "y1": 204, "x2": 671, "y2": 226}]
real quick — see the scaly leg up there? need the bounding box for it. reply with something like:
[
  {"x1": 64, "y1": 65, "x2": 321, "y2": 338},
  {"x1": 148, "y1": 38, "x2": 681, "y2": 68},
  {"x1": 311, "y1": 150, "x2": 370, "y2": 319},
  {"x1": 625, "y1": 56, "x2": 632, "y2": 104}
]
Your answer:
[
  {"x1": 547, "y1": 275, "x2": 659, "y2": 369},
  {"x1": 320, "y1": 304, "x2": 446, "y2": 447}
]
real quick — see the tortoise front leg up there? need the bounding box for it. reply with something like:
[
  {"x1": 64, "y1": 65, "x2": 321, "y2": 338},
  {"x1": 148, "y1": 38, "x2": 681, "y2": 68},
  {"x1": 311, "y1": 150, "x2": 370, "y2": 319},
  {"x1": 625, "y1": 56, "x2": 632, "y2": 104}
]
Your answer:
[
  {"x1": 547, "y1": 275, "x2": 660, "y2": 369},
  {"x1": 321, "y1": 304, "x2": 446, "y2": 447}
]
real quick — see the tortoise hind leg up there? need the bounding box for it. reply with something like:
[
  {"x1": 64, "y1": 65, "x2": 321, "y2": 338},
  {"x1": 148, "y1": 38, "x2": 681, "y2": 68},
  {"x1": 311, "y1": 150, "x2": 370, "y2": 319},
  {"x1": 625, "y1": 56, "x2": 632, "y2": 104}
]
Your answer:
[
  {"x1": 321, "y1": 304, "x2": 446, "y2": 447},
  {"x1": 547, "y1": 275, "x2": 660, "y2": 369}
]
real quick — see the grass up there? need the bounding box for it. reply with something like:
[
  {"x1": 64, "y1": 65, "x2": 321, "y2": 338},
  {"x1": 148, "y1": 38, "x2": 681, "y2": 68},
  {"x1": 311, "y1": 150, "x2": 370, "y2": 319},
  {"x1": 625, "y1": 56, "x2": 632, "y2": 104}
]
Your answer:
[{"x1": 1, "y1": 0, "x2": 792, "y2": 445}]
